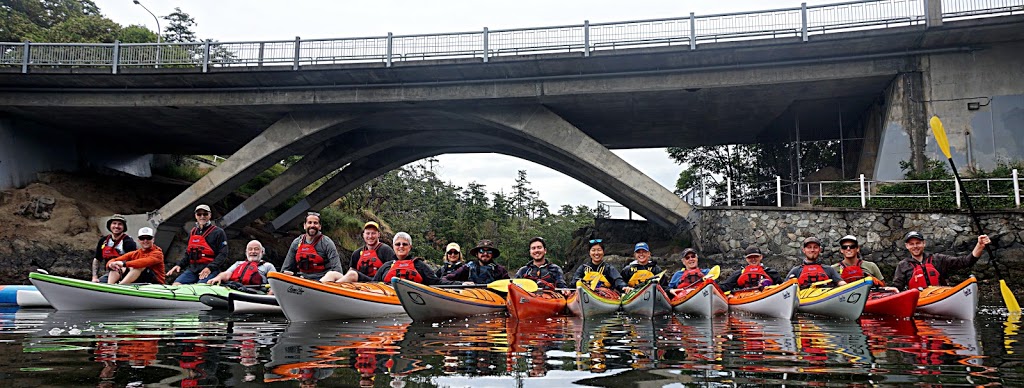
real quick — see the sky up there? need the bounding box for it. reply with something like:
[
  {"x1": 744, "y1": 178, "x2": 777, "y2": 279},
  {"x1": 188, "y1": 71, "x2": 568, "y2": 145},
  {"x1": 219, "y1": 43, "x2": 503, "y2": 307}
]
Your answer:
[{"x1": 93, "y1": 0, "x2": 836, "y2": 216}]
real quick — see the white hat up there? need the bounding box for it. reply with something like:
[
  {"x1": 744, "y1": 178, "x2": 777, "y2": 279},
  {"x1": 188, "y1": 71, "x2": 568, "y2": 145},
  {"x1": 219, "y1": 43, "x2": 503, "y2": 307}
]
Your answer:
[
  {"x1": 137, "y1": 227, "x2": 154, "y2": 237},
  {"x1": 195, "y1": 204, "x2": 211, "y2": 213}
]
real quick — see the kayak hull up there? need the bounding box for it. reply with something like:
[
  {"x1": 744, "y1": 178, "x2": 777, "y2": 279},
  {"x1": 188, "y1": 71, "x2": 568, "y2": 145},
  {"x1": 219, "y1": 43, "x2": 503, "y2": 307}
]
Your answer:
[
  {"x1": 863, "y1": 288, "x2": 920, "y2": 318},
  {"x1": 393, "y1": 278, "x2": 506, "y2": 321},
  {"x1": 727, "y1": 279, "x2": 799, "y2": 319},
  {"x1": 566, "y1": 285, "x2": 620, "y2": 318},
  {"x1": 917, "y1": 277, "x2": 978, "y2": 320},
  {"x1": 28, "y1": 272, "x2": 227, "y2": 311},
  {"x1": 16, "y1": 289, "x2": 51, "y2": 308},
  {"x1": 506, "y1": 283, "x2": 566, "y2": 320},
  {"x1": 268, "y1": 272, "x2": 404, "y2": 322},
  {"x1": 229, "y1": 292, "x2": 281, "y2": 314},
  {"x1": 796, "y1": 277, "x2": 872, "y2": 320},
  {"x1": 671, "y1": 279, "x2": 728, "y2": 317},
  {"x1": 621, "y1": 282, "x2": 672, "y2": 317}
]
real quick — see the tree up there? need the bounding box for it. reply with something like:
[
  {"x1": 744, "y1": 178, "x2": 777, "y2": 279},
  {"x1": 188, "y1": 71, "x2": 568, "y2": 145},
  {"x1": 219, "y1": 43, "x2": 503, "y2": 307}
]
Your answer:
[
  {"x1": 161, "y1": 7, "x2": 196, "y2": 43},
  {"x1": 1, "y1": 0, "x2": 108, "y2": 42},
  {"x1": 117, "y1": 24, "x2": 158, "y2": 43}
]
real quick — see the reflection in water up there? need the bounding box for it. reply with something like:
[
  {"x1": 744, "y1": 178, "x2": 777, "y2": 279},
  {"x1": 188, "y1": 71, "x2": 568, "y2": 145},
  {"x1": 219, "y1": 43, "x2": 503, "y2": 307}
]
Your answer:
[{"x1": 1, "y1": 308, "x2": 1023, "y2": 386}]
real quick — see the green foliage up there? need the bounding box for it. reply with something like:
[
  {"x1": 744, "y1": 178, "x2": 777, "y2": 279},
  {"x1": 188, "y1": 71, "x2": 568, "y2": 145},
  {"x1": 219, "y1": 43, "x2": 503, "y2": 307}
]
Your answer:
[
  {"x1": 236, "y1": 163, "x2": 287, "y2": 197},
  {"x1": 160, "y1": 7, "x2": 196, "y2": 43},
  {"x1": 154, "y1": 162, "x2": 208, "y2": 182},
  {"x1": 117, "y1": 24, "x2": 158, "y2": 43}
]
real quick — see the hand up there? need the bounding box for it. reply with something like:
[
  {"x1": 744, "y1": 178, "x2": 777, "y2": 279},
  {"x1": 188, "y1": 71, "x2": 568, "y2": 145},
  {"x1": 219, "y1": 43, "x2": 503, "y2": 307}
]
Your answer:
[
  {"x1": 462, "y1": 281, "x2": 474, "y2": 285},
  {"x1": 199, "y1": 268, "x2": 212, "y2": 279},
  {"x1": 206, "y1": 278, "x2": 221, "y2": 285},
  {"x1": 884, "y1": 286, "x2": 901, "y2": 292},
  {"x1": 622, "y1": 287, "x2": 634, "y2": 293},
  {"x1": 283, "y1": 271, "x2": 294, "y2": 276},
  {"x1": 92, "y1": 276, "x2": 99, "y2": 283},
  {"x1": 166, "y1": 266, "x2": 181, "y2": 276},
  {"x1": 977, "y1": 235, "x2": 991, "y2": 247}
]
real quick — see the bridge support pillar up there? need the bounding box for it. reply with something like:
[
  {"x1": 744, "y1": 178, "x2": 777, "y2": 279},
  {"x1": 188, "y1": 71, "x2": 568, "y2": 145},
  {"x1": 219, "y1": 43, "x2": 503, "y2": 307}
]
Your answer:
[
  {"x1": 873, "y1": 72, "x2": 927, "y2": 180},
  {"x1": 926, "y1": 0, "x2": 943, "y2": 28}
]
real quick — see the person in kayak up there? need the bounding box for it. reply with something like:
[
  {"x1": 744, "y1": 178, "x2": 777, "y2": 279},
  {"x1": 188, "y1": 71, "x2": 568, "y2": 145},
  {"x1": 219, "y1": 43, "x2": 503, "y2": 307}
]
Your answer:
[
  {"x1": 321, "y1": 221, "x2": 397, "y2": 283},
  {"x1": 435, "y1": 242, "x2": 465, "y2": 279},
  {"x1": 206, "y1": 240, "x2": 277, "y2": 287},
  {"x1": 572, "y1": 239, "x2": 630, "y2": 294},
  {"x1": 515, "y1": 237, "x2": 569, "y2": 291},
  {"x1": 719, "y1": 246, "x2": 784, "y2": 292},
  {"x1": 444, "y1": 239, "x2": 510, "y2": 284},
  {"x1": 104, "y1": 227, "x2": 165, "y2": 284},
  {"x1": 831, "y1": 235, "x2": 899, "y2": 292},
  {"x1": 166, "y1": 204, "x2": 228, "y2": 285},
  {"x1": 620, "y1": 241, "x2": 668, "y2": 290},
  {"x1": 786, "y1": 237, "x2": 847, "y2": 288},
  {"x1": 93, "y1": 214, "x2": 136, "y2": 283},
  {"x1": 667, "y1": 248, "x2": 710, "y2": 295},
  {"x1": 281, "y1": 212, "x2": 344, "y2": 280},
  {"x1": 374, "y1": 232, "x2": 456, "y2": 285},
  {"x1": 891, "y1": 231, "x2": 991, "y2": 291}
]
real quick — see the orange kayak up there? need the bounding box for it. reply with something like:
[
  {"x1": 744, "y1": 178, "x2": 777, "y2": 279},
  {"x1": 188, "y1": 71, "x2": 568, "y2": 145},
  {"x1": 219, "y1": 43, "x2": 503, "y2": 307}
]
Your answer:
[
  {"x1": 392, "y1": 278, "x2": 506, "y2": 321},
  {"x1": 506, "y1": 283, "x2": 566, "y2": 320}
]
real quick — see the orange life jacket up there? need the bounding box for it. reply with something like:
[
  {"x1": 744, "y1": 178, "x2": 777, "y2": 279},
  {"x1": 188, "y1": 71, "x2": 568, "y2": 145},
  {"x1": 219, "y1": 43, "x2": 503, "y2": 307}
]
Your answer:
[
  {"x1": 356, "y1": 247, "x2": 384, "y2": 277},
  {"x1": 296, "y1": 235, "x2": 326, "y2": 274},
  {"x1": 382, "y1": 259, "x2": 423, "y2": 283},
  {"x1": 908, "y1": 256, "x2": 941, "y2": 288},
  {"x1": 737, "y1": 265, "x2": 771, "y2": 288},
  {"x1": 677, "y1": 268, "x2": 705, "y2": 288},
  {"x1": 186, "y1": 225, "x2": 217, "y2": 265},
  {"x1": 101, "y1": 234, "x2": 126, "y2": 260},
  {"x1": 797, "y1": 263, "x2": 830, "y2": 287},
  {"x1": 229, "y1": 261, "x2": 264, "y2": 285}
]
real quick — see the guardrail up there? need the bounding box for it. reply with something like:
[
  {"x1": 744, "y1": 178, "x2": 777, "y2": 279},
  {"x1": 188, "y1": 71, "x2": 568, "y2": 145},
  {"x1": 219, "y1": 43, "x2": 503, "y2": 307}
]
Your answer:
[{"x1": 2, "y1": 0, "x2": 1021, "y2": 74}]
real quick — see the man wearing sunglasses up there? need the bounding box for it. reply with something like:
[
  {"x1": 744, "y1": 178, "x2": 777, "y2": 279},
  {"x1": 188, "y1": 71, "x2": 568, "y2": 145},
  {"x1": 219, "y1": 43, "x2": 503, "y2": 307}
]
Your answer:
[
  {"x1": 435, "y1": 242, "x2": 465, "y2": 279},
  {"x1": 104, "y1": 227, "x2": 165, "y2": 284},
  {"x1": 831, "y1": 235, "x2": 888, "y2": 286},
  {"x1": 786, "y1": 237, "x2": 846, "y2": 288},
  {"x1": 444, "y1": 239, "x2": 510, "y2": 285},
  {"x1": 167, "y1": 204, "x2": 228, "y2": 285}
]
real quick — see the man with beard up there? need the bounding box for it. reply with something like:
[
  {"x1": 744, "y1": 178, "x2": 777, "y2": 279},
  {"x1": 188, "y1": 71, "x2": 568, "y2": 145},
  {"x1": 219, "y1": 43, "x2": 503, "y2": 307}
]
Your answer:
[
  {"x1": 93, "y1": 214, "x2": 136, "y2": 283},
  {"x1": 281, "y1": 212, "x2": 343, "y2": 280},
  {"x1": 892, "y1": 231, "x2": 990, "y2": 291},
  {"x1": 444, "y1": 239, "x2": 510, "y2": 284},
  {"x1": 785, "y1": 237, "x2": 846, "y2": 288},
  {"x1": 321, "y1": 221, "x2": 397, "y2": 283},
  {"x1": 207, "y1": 240, "x2": 277, "y2": 287},
  {"x1": 167, "y1": 204, "x2": 228, "y2": 285},
  {"x1": 514, "y1": 237, "x2": 568, "y2": 291}
]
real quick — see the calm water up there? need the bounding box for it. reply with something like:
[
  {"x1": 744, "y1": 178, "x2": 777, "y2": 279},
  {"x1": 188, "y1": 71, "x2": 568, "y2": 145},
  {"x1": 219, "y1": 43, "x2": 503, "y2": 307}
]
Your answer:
[{"x1": 1, "y1": 306, "x2": 1022, "y2": 387}]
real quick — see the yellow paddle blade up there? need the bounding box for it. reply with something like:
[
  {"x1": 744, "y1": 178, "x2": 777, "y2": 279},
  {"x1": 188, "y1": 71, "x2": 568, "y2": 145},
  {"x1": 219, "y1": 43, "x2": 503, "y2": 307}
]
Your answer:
[
  {"x1": 810, "y1": 279, "x2": 833, "y2": 288},
  {"x1": 488, "y1": 278, "x2": 538, "y2": 293},
  {"x1": 704, "y1": 265, "x2": 721, "y2": 280},
  {"x1": 1002, "y1": 279, "x2": 1021, "y2": 313},
  {"x1": 929, "y1": 116, "x2": 953, "y2": 159}
]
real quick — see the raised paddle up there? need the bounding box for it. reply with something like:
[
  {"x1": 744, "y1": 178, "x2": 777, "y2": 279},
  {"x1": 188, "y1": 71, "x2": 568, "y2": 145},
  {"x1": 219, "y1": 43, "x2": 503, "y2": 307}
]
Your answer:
[
  {"x1": 436, "y1": 278, "x2": 539, "y2": 293},
  {"x1": 703, "y1": 265, "x2": 721, "y2": 280},
  {"x1": 930, "y1": 116, "x2": 1020, "y2": 313}
]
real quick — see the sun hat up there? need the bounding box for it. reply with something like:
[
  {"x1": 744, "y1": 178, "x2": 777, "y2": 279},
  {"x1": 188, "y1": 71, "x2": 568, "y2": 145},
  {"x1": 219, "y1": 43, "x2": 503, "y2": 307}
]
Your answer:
[{"x1": 469, "y1": 239, "x2": 501, "y2": 258}]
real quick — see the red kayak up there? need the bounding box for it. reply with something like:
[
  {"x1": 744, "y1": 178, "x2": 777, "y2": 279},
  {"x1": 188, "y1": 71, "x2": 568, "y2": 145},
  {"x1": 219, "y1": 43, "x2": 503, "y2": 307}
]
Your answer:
[
  {"x1": 862, "y1": 288, "x2": 919, "y2": 318},
  {"x1": 506, "y1": 283, "x2": 567, "y2": 320}
]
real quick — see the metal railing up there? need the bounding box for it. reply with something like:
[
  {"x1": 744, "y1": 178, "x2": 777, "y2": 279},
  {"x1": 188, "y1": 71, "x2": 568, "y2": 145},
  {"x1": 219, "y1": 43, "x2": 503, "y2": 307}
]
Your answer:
[{"x1": 2, "y1": 0, "x2": 1021, "y2": 74}]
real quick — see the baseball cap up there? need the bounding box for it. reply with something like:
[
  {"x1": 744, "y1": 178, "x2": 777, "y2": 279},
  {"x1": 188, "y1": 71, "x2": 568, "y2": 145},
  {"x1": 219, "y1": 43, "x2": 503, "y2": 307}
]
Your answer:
[
  {"x1": 839, "y1": 235, "x2": 858, "y2": 244},
  {"x1": 682, "y1": 248, "x2": 698, "y2": 256},
  {"x1": 363, "y1": 221, "x2": 380, "y2": 230},
  {"x1": 445, "y1": 242, "x2": 461, "y2": 252},
  {"x1": 194, "y1": 204, "x2": 211, "y2": 213},
  {"x1": 802, "y1": 236, "x2": 821, "y2": 247},
  {"x1": 904, "y1": 231, "x2": 925, "y2": 242},
  {"x1": 744, "y1": 246, "x2": 762, "y2": 257},
  {"x1": 634, "y1": 242, "x2": 650, "y2": 252},
  {"x1": 137, "y1": 227, "x2": 154, "y2": 237}
]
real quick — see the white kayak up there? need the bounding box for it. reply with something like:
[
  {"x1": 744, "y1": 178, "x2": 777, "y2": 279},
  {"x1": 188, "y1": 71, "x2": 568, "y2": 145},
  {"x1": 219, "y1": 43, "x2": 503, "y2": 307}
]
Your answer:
[
  {"x1": 620, "y1": 282, "x2": 672, "y2": 317},
  {"x1": 916, "y1": 276, "x2": 978, "y2": 320},
  {"x1": 17, "y1": 289, "x2": 51, "y2": 308},
  {"x1": 796, "y1": 277, "x2": 872, "y2": 320},
  {"x1": 229, "y1": 292, "x2": 282, "y2": 314},
  {"x1": 671, "y1": 278, "x2": 729, "y2": 317},
  {"x1": 566, "y1": 285, "x2": 621, "y2": 319},
  {"x1": 268, "y1": 272, "x2": 405, "y2": 322},
  {"x1": 726, "y1": 278, "x2": 799, "y2": 319},
  {"x1": 392, "y1": 278, "x2": 506, "y2": 321}
]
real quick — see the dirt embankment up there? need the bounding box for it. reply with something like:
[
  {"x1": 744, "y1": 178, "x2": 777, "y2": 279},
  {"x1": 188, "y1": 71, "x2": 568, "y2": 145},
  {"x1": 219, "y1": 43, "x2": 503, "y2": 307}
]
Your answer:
[{"x1": 0, "y1": 172, "x2": 301, "y2": 284}]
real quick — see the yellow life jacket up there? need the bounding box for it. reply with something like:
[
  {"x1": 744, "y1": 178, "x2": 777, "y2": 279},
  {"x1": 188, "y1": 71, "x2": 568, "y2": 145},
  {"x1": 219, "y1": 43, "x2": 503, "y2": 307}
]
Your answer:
[
  {"x1": 577, "y1": 265, "x2": 611, "y2": 289},
  {"x1": 627, "y1": 269, "x2": 656, "y2": 287}
]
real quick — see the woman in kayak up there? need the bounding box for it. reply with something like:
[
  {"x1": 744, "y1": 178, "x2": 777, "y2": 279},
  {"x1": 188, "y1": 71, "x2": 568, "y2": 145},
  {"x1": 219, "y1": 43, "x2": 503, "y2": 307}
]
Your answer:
[
  {"x1": 373, "y1": 232, "x2": 456, "y2": 286},
  {"x1": 571, "y1": 238, "x2": 630, "y2": 295},
  {"x1": 667, "y1": 248, "x2": 710, "y2": 296}
]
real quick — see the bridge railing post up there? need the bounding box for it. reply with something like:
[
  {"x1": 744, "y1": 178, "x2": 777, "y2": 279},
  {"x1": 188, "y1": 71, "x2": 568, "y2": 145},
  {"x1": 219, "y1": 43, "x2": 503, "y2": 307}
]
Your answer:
[
  {"x1": 727, "y1": 176, "x2": 732, "y2": 206},
  {"x1": 21, "y1": 41, "x2": 30, "y2": 74},
  {"x1": 386, "y1": 32, "x2": 393, "y2": 67},
  {"x1": 292, "y1": 36, "x2": 301, "y2": 70},
  {"x1": 483, "y1": 27, "x2": 489, "y2": 63},
  {"x1": 258, "y1": 42, "x2": 265, "y2": 67},
  {"x1": 1014, "y1": 169, "x2": 1020, "y2": 208},
  {"x1": 955, "y1": 178, "x2": 961, "y2": 208},
  {"x1": 112, "y1": 40, "x2": 120, "y2": 74},
  {"x1": 925, "y1": 0, "x2": 944, "y2": 28},
  {"x1": 860, "y1": 174, "x2": 866, "y2": 208},
  {"x1": 202, "y1": 40, "x2": 211, "y2": 73},
  {"x1": 801, "y1": 2, "x2": 809, "y2": 42},
  {"x1": 776, "y1": 176, "x2": 782, "y2": 207},
  {"x1": 689, "y1": 12, "x2": 696, "y2": 50},
  {"x1": 584, "y1": 20, "x2": 591, "y2": 57}
]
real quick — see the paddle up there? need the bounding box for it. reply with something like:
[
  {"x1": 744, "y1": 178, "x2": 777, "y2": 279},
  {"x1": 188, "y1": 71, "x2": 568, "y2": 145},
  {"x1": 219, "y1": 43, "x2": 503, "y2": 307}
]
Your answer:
[
  {"x1": 436, "y1": 278, "x2": 539, "y2": 293},
  {"x1": 929, "y1": 116, "x2": 1020, "y2": 313},
  {"x1": 703, "y1": 265, "x2": 721, "y2": 280}
]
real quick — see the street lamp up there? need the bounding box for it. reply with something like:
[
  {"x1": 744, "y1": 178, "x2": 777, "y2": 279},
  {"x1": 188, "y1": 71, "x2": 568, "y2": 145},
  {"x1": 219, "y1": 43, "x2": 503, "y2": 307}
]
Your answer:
[{"x1": 133, "y1": 0, "x2": 161, "y2": 68}]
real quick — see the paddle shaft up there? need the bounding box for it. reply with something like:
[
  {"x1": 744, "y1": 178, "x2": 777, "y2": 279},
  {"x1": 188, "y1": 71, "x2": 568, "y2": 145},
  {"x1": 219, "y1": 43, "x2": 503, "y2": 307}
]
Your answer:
[{"x1": 944, "y1": 157, "x2": 1001, "y2": 270}]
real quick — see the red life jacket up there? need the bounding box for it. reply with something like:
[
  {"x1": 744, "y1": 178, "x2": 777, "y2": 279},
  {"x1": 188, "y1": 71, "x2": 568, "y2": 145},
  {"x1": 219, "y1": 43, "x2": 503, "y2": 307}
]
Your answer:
[
  {"x1": 382, "y1": 259, "x2": 423, "y2": 283},
  {"x1": 838, "y1": 260, "x2": 866, "y2": 283},
  {"x1": 186, "y1": 225, "x2": 218, "y2": 265},
  {"x1": 908, "y1": 256, "x2": 941, "y2": 288},
  {"x1": 296, "y1": 235, "x2": 327, "y2": 274},
  {"x1": 737, "y1": 265, "x2": 771, "y2": 288},
  {"x1": 677, "y1": 268, "x2": 705, "y2": 288},
  {"x1": 229, "y1": 261, "x2": 264, "y2": 285},
  {"x1": 101, "y1": 234, "x2": 126, "y2": 260},
  {"x1": 797, "y1": 263, "x2": 831, "y2": 287},
  {"x1": 356, "y1": 247, "x2": 384, "y2": 277}
]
